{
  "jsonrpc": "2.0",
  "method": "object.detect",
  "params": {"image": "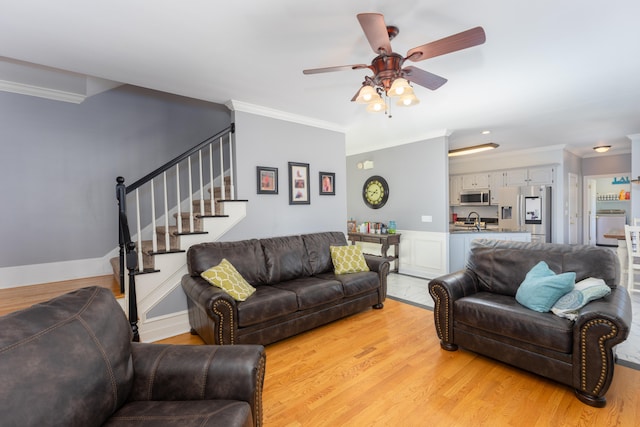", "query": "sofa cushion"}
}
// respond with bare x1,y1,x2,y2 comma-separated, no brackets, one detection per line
455,292,573,354
261,235,311,284
467,239,619,296
0,287,133,427
236,286,299,328
188,239,268,285
106,400,253,427
272,277,344,310
320,271,381,297
330,245,370,274
200,259,256,301
551,277,611,320
302,231,349,275
515,261,575,312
